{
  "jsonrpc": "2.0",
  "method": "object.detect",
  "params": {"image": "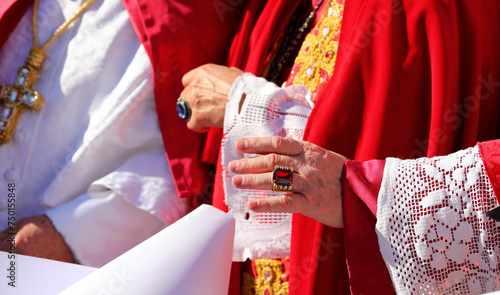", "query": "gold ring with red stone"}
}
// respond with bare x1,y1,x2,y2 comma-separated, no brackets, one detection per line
272,165,294,192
